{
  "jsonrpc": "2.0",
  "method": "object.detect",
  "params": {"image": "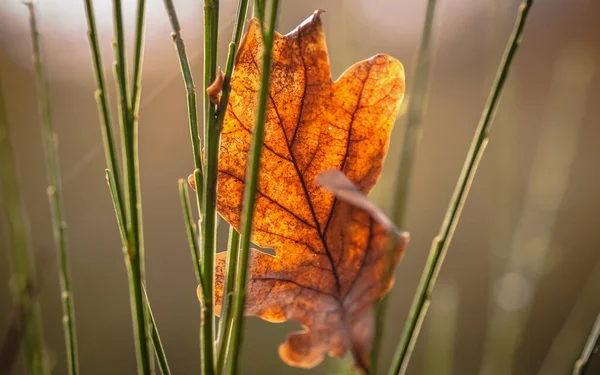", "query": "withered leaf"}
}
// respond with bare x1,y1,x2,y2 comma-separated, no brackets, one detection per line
193,10,407,372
